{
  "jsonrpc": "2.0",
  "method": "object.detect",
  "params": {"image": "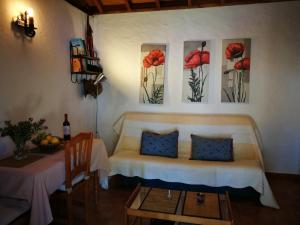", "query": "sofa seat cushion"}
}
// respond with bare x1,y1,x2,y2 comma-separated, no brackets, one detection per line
110,150,263,192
